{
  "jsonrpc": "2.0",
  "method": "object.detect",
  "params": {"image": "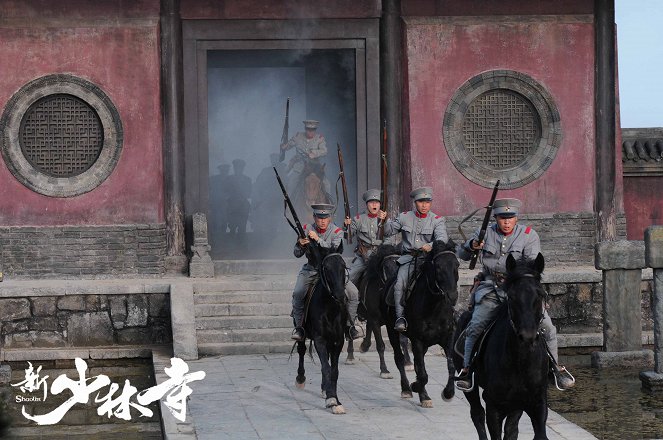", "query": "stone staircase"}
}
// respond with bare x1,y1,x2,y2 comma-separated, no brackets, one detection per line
194,261,301,356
